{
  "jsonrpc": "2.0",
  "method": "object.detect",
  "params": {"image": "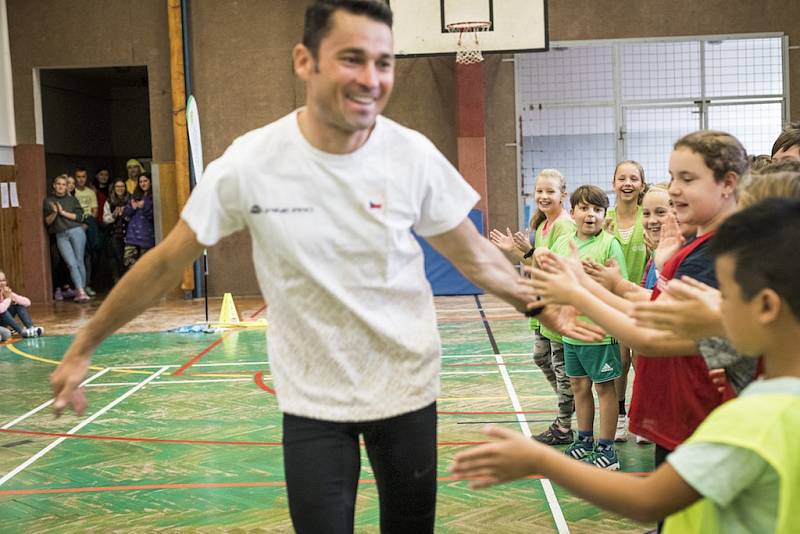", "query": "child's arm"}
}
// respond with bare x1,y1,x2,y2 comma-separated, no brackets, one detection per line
0,296,10,314
529,254,698,355
10,292,31,307
451,425,701,523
